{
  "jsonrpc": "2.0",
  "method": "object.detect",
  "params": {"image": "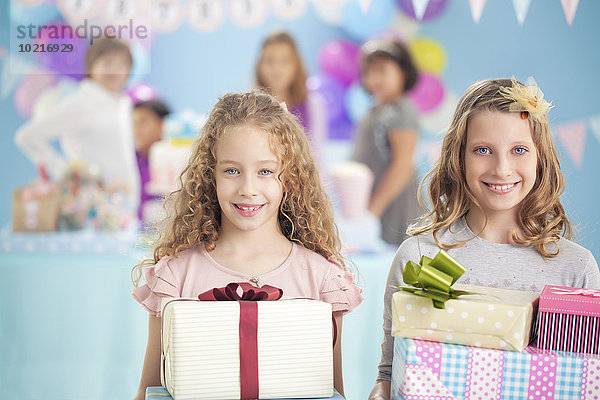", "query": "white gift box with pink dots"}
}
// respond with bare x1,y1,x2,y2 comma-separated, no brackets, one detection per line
391,337,600,400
